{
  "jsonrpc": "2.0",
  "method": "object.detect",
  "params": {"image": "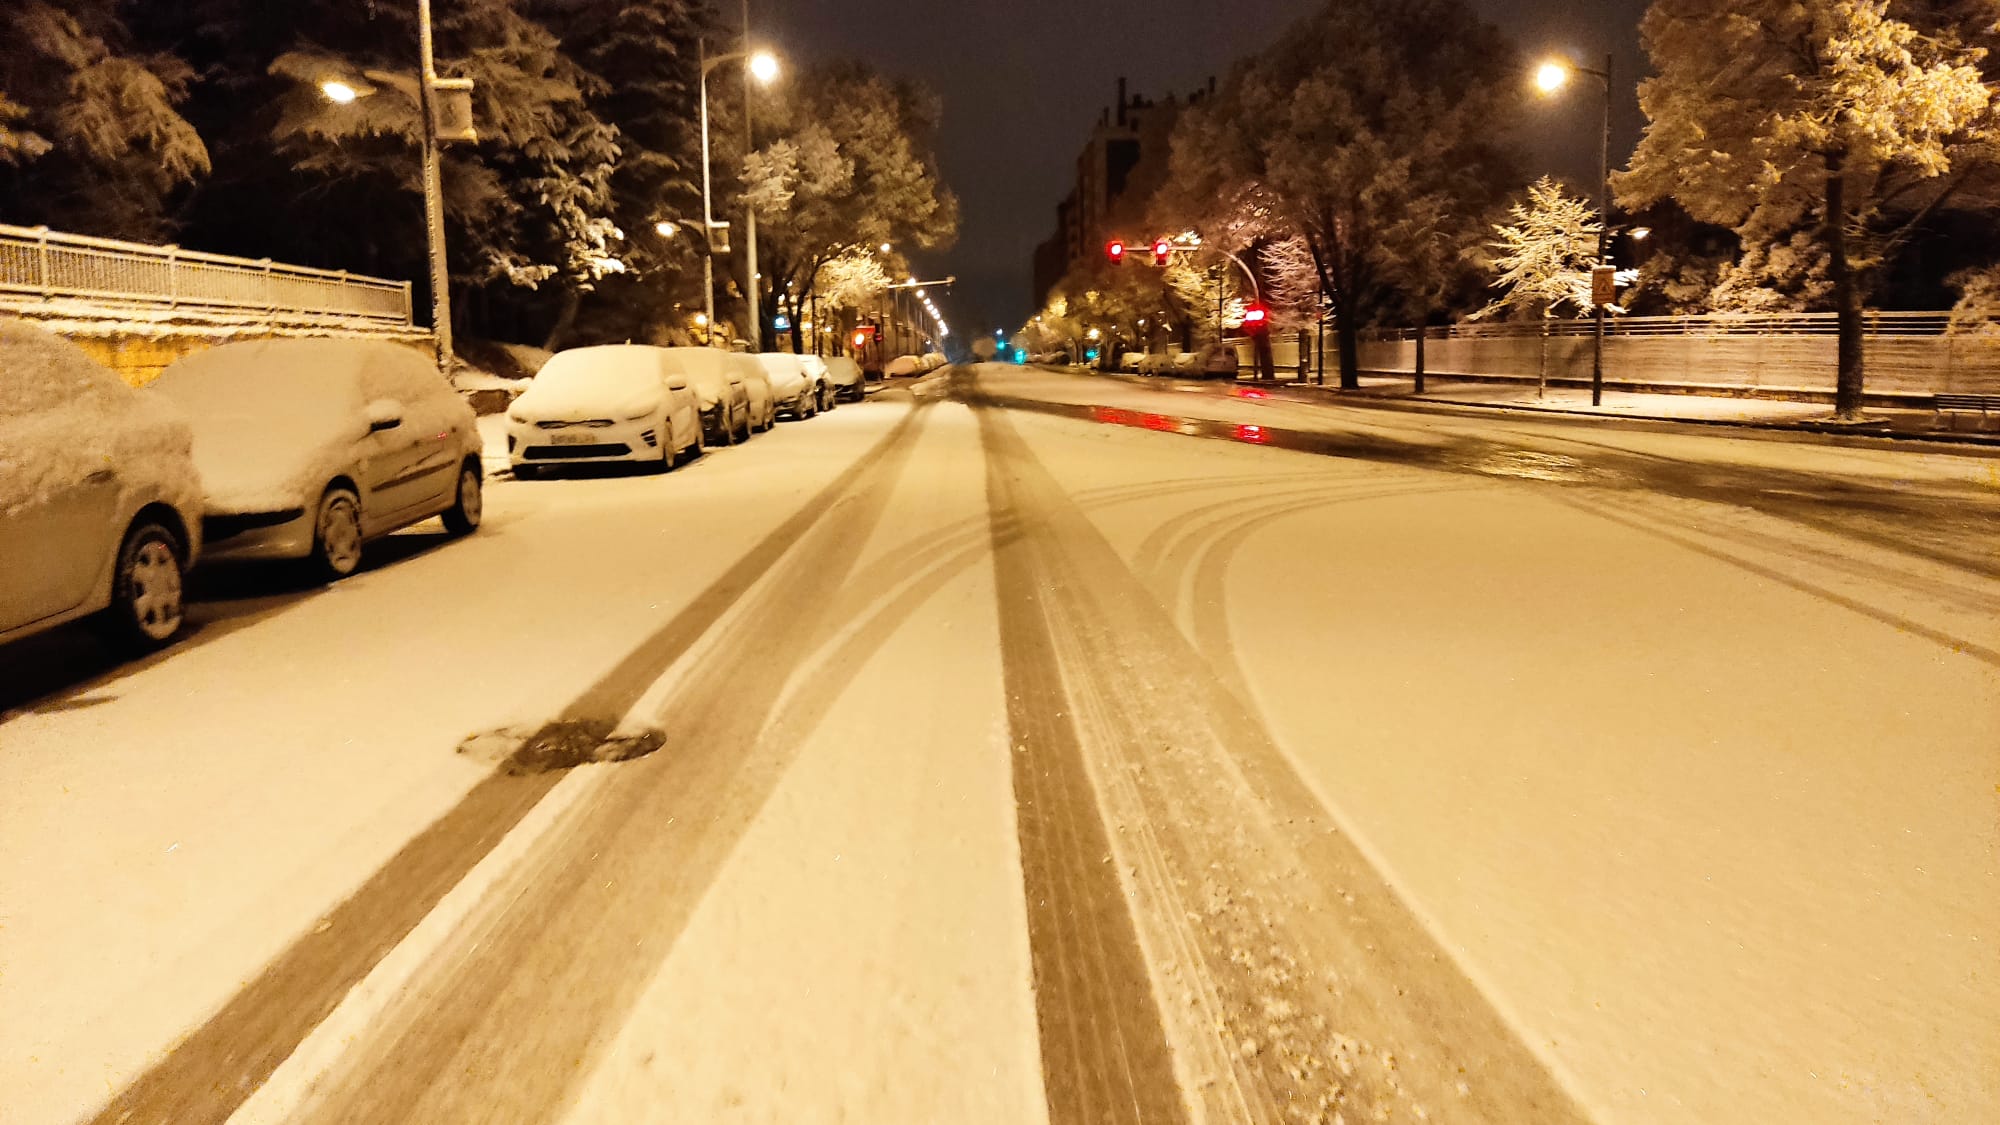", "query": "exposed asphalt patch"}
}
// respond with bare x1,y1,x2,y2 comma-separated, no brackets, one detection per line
458,722,668,774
